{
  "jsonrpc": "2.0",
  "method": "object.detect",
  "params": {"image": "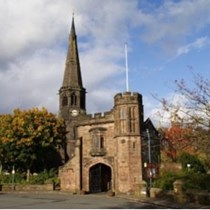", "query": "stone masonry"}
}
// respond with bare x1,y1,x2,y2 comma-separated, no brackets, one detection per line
58,16,160,195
